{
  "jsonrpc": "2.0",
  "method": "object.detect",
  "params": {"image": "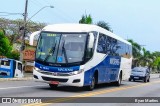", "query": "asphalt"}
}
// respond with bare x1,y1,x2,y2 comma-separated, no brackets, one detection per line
0,72,159,82
0,74,160,106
